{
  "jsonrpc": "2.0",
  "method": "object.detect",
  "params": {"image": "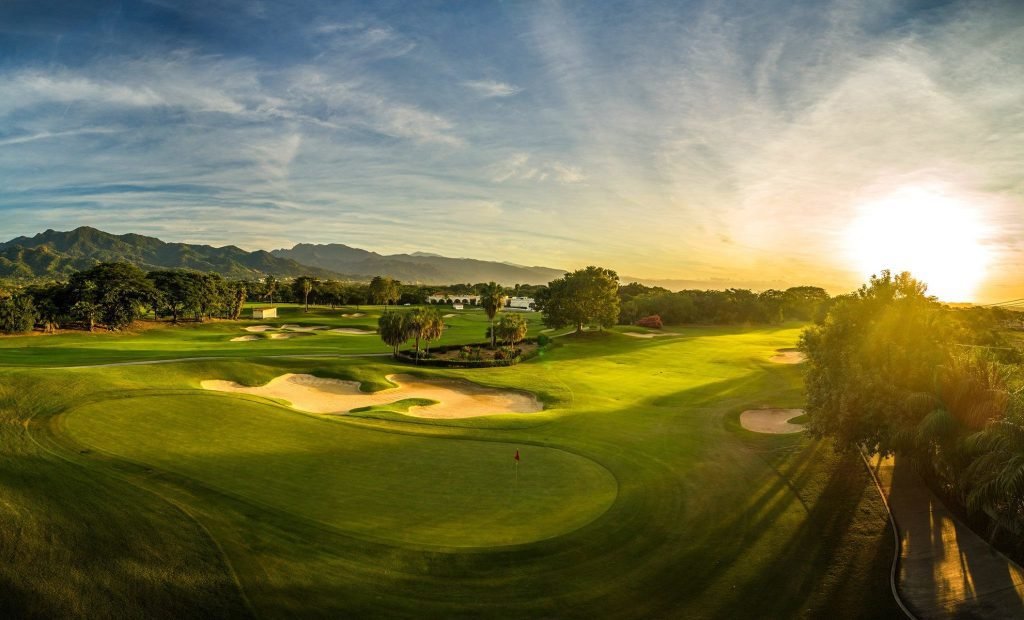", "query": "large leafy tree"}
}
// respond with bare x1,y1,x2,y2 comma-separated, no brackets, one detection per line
368,276,401,306
228,281,247,320
69,262,156,331
479,282,506,348
147,270,197,323
540,266,620,334
801,271,952,453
